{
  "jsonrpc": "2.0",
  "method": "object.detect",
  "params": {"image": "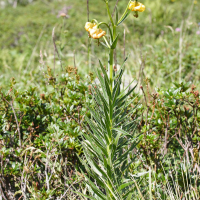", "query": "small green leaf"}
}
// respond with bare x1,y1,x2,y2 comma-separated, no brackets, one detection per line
117,10,131,26
117,181,134,191
111,34,119,49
